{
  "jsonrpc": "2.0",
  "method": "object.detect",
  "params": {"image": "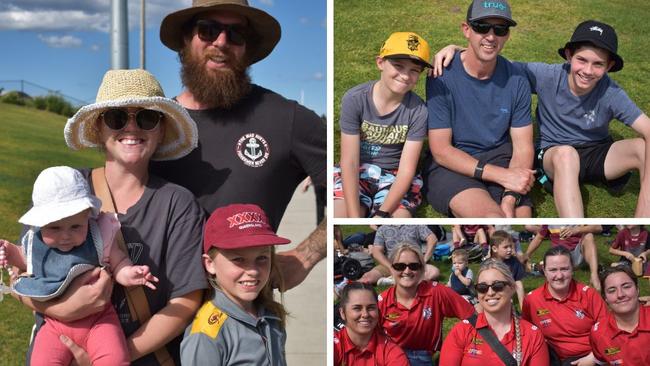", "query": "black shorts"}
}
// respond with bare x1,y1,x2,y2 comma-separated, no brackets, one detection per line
423,142,533,217
536,137,631,192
